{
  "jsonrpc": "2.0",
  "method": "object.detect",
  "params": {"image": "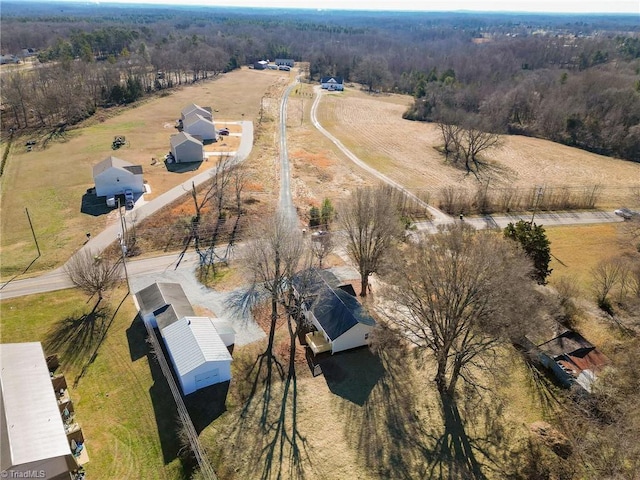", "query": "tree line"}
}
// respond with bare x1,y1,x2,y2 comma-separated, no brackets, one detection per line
1,3,639,160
